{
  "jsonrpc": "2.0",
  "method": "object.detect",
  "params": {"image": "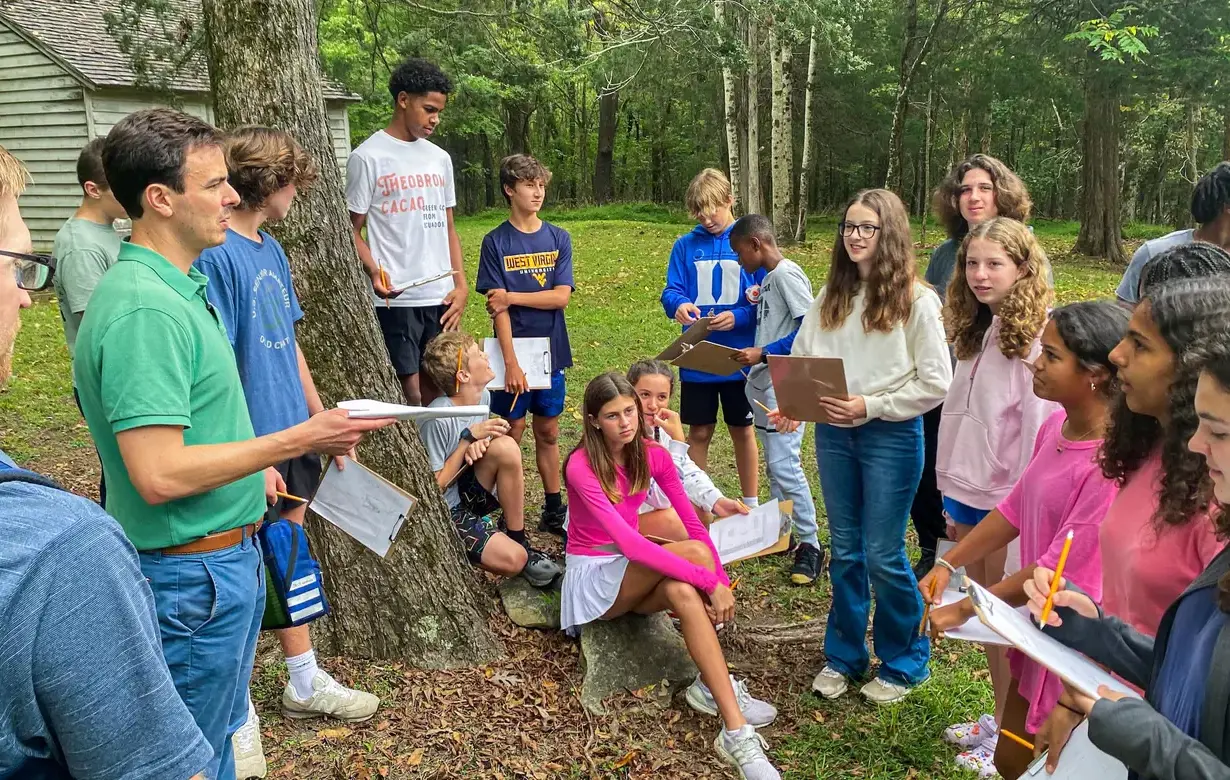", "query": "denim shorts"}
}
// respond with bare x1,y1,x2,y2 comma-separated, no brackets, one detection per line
490,369,566,420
